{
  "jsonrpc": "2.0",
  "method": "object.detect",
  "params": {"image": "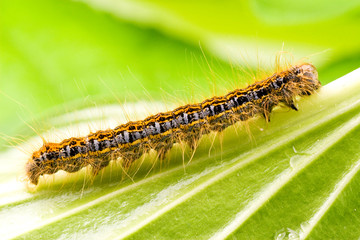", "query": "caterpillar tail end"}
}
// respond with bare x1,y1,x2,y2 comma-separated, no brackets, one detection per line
25,161,40,186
